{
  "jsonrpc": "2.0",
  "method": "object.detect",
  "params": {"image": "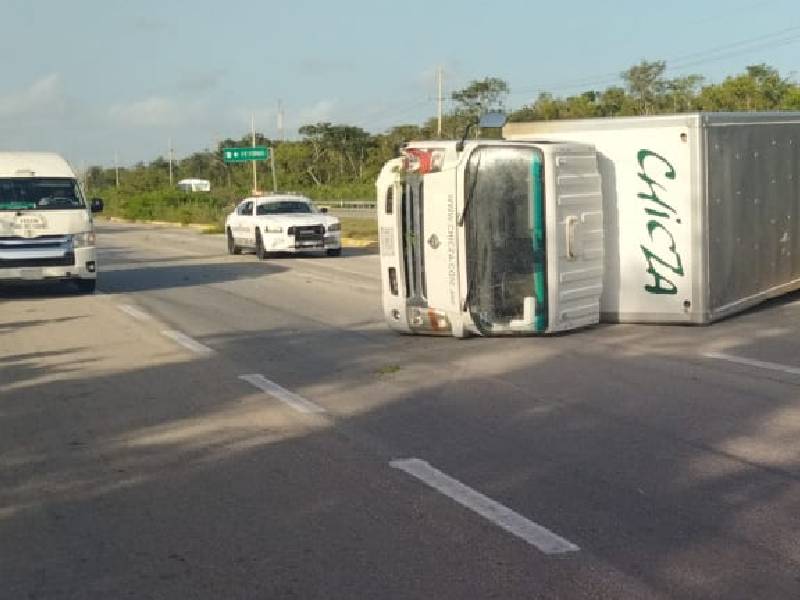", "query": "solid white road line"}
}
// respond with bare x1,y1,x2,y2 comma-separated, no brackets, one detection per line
118,304,152,322
239,374,326,414
390,458,580,555
161,330,215,355
703,351,800,376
